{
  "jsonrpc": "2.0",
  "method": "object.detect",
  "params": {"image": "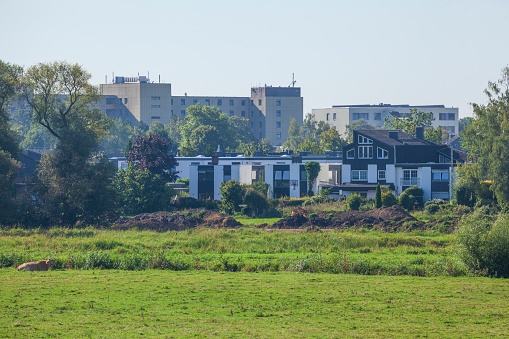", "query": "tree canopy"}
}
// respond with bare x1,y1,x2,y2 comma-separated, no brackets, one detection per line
461,66,509,205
